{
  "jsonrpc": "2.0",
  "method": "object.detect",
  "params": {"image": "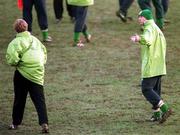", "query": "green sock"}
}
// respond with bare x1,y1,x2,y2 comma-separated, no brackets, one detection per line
156,18,164,29
74,32,80,43
153,111,161,118
160,103,169,113
42,30,49,39
82,31,89,37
